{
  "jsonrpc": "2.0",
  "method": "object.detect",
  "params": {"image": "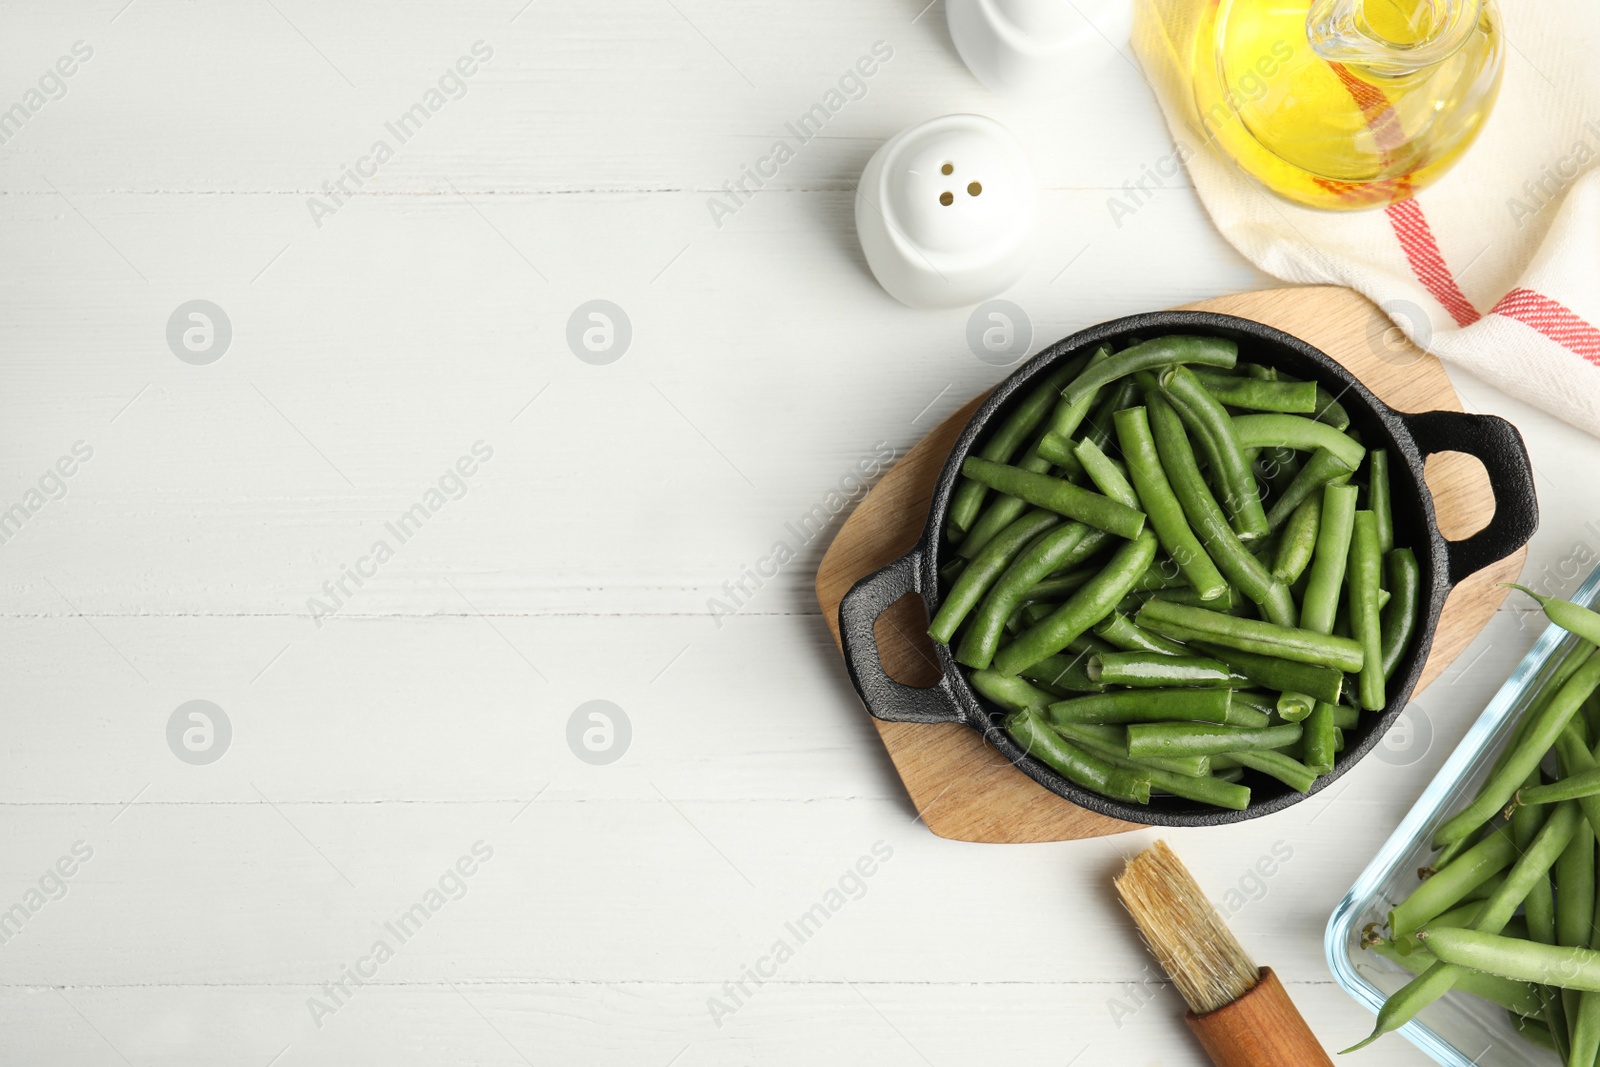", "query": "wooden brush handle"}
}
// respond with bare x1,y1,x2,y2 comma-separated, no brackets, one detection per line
1185,968,1333,1067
